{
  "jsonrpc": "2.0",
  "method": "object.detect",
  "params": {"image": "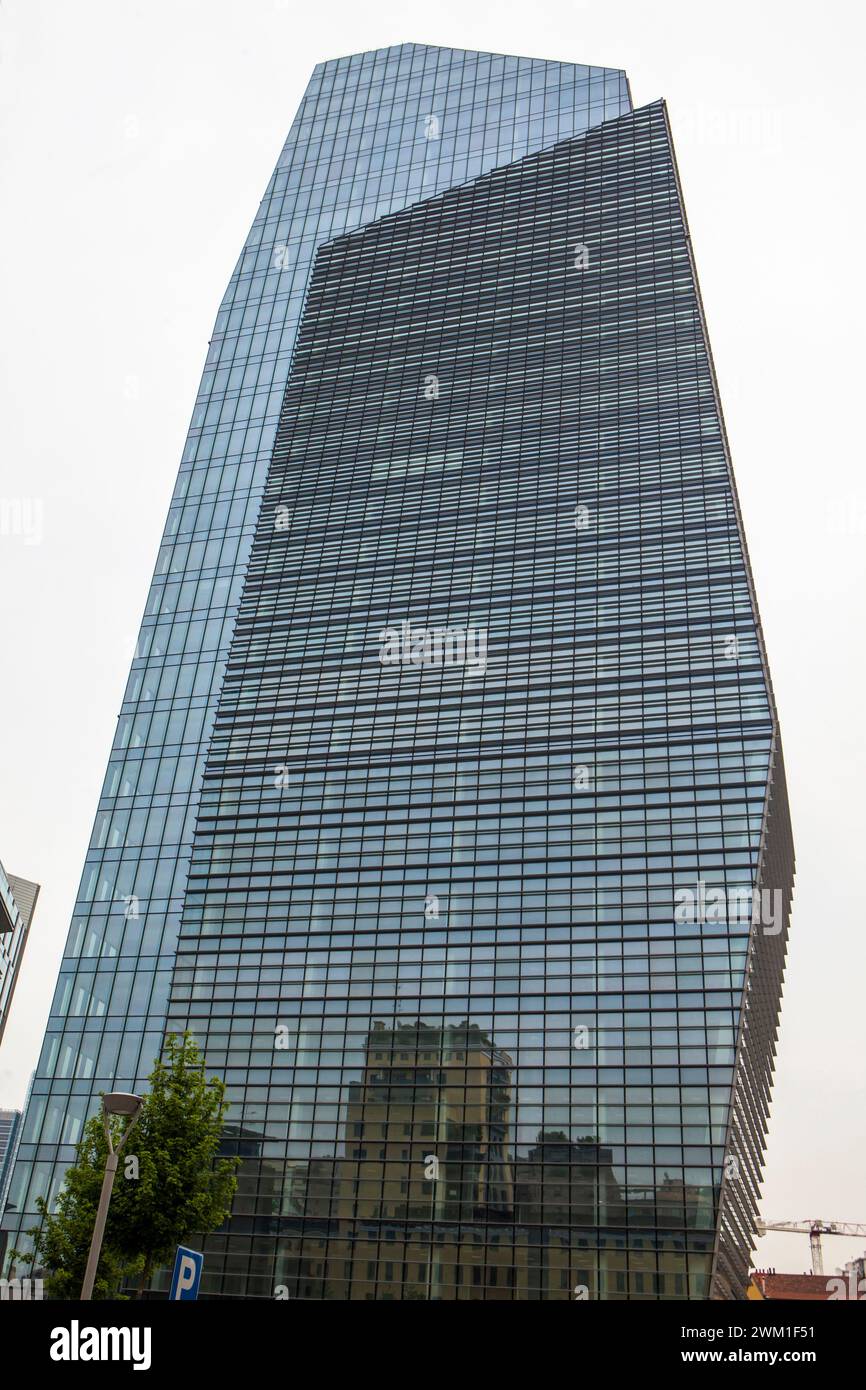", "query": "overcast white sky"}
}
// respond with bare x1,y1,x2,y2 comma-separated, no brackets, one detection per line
1,0,864,1278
